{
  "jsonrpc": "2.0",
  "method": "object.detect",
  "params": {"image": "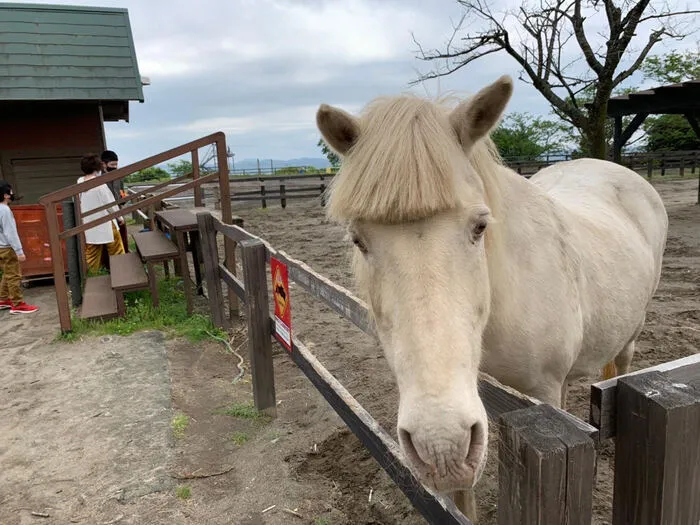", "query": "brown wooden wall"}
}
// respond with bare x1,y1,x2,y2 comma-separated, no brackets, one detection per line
0,101,106,204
